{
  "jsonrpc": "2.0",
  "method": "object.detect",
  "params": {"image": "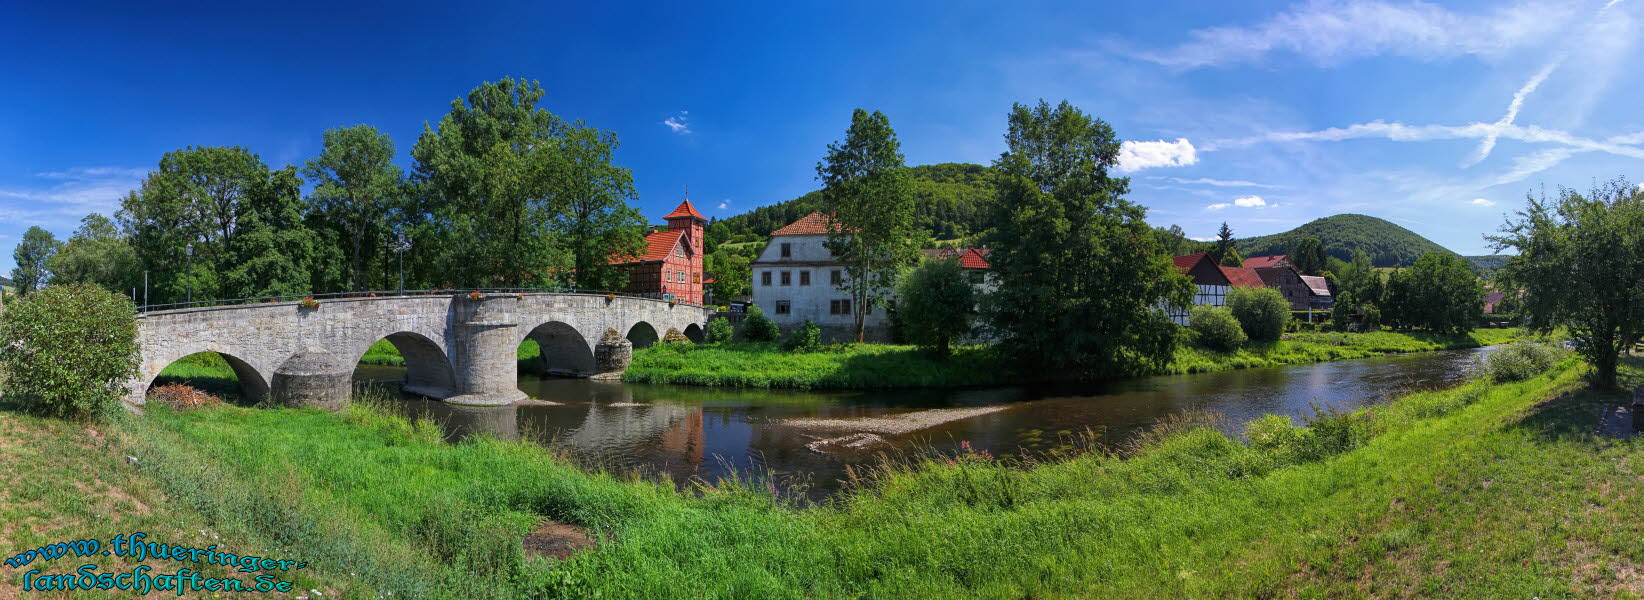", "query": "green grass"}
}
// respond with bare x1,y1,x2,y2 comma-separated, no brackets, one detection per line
8,349,1636,597
624,328,1525,389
